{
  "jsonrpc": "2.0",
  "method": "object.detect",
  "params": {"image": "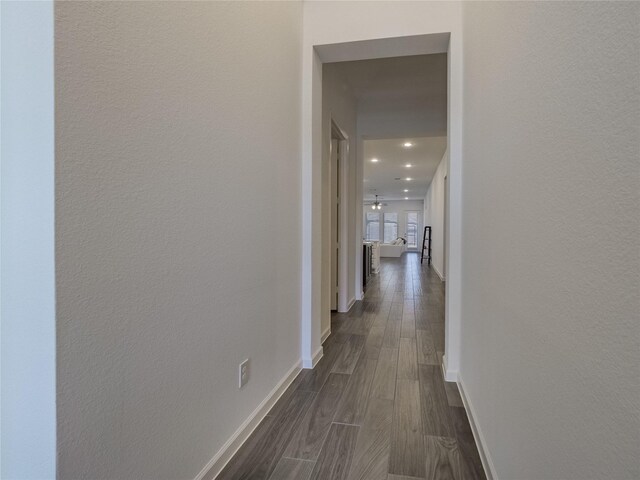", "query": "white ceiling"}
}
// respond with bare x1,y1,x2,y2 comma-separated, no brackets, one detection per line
327,53,448,201
329,53,447,137
363,137,446,201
